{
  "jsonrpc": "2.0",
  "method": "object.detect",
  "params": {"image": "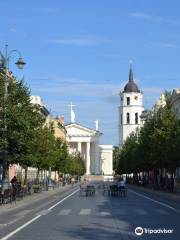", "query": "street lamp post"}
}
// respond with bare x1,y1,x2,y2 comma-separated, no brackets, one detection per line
0,44,26,190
